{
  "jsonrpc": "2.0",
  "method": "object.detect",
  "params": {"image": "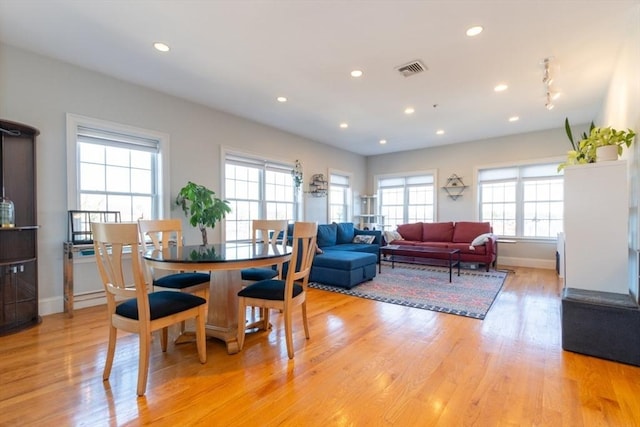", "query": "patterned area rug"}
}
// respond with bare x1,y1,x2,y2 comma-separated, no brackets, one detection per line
309,262,507,319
